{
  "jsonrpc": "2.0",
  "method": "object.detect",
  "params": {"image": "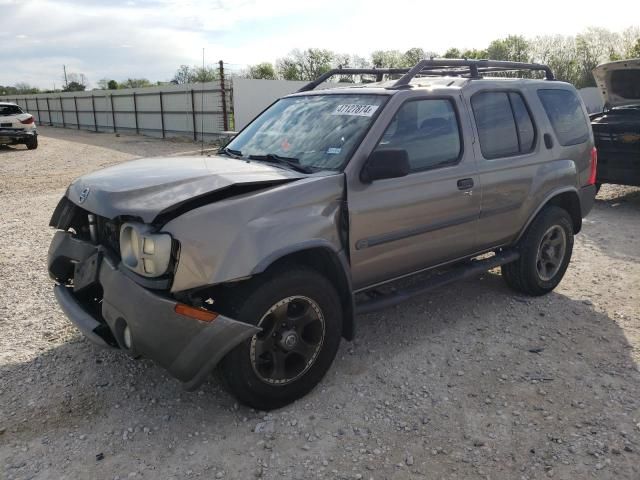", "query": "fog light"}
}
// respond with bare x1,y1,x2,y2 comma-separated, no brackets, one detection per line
143,237,155,255
143,258,155,274
123,325,132,349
